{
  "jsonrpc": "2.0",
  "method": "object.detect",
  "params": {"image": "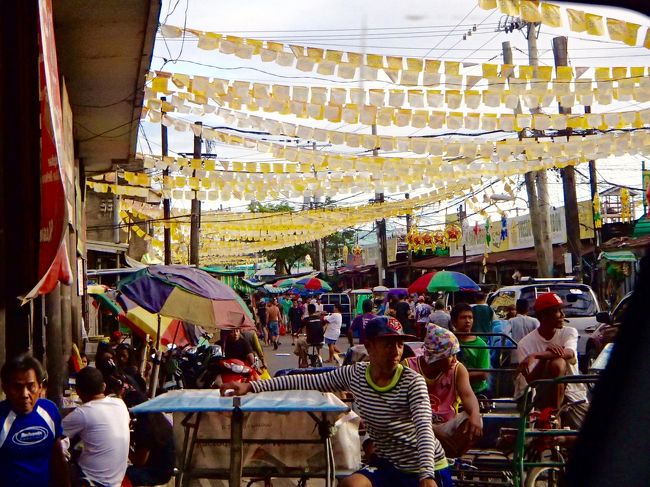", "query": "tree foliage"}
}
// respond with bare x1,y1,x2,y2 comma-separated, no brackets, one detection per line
248,201,311,274
248,200,356,274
